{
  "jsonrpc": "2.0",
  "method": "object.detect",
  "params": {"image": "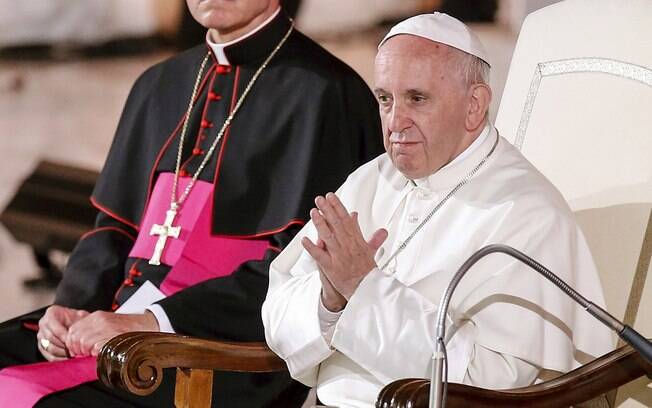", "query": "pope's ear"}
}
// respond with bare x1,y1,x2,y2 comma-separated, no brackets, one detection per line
465,83,491,131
